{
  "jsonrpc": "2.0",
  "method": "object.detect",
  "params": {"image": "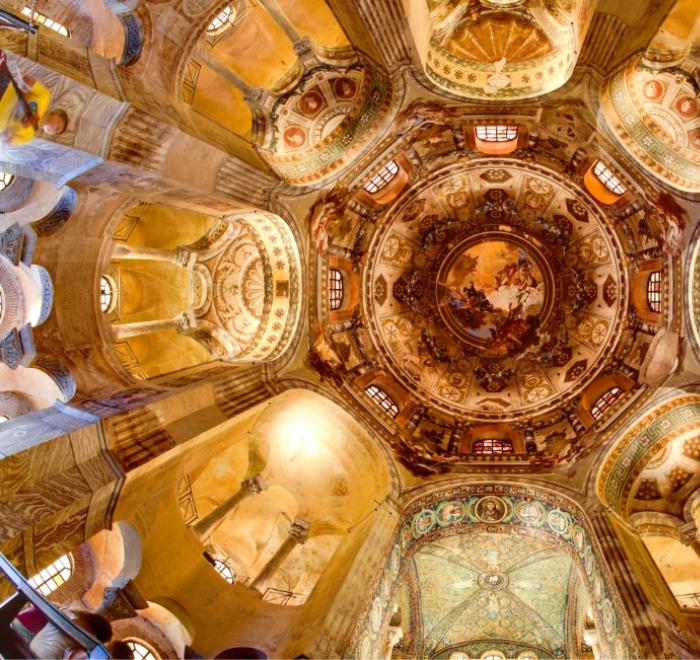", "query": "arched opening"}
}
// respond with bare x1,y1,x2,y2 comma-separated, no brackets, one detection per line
364,384,399,418
583,160,627,205
474,125,519,155
590,387,623,421
472,438,514,455
28,553,73,596
328,268,344,311
363,161,400,194
124,638,160,660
